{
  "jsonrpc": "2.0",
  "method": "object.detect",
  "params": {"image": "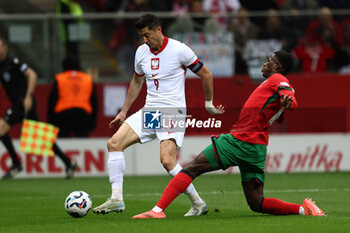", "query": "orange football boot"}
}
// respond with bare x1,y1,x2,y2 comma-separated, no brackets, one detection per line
303,198,326,216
